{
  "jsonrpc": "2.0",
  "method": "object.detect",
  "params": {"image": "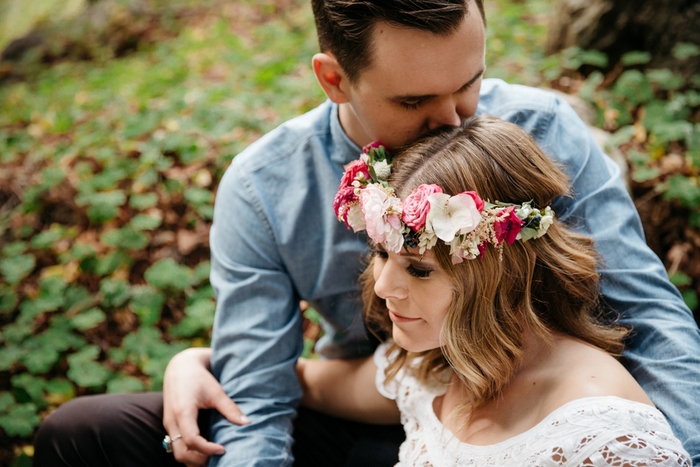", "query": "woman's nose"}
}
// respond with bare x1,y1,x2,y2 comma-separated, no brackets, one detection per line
373,257,408,301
